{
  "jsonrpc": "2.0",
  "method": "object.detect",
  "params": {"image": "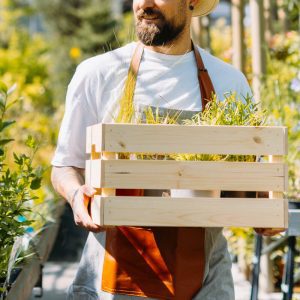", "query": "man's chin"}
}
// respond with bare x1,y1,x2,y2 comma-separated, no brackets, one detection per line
136,23,160,46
